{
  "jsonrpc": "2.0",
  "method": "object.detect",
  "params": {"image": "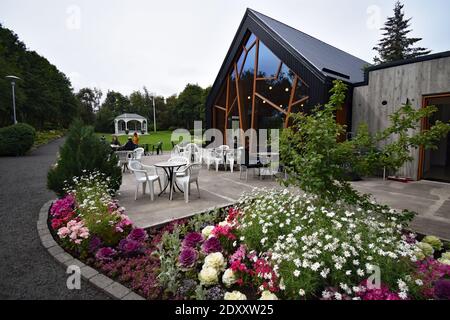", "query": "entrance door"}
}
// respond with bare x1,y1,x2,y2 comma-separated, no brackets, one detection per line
420,94,450,183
